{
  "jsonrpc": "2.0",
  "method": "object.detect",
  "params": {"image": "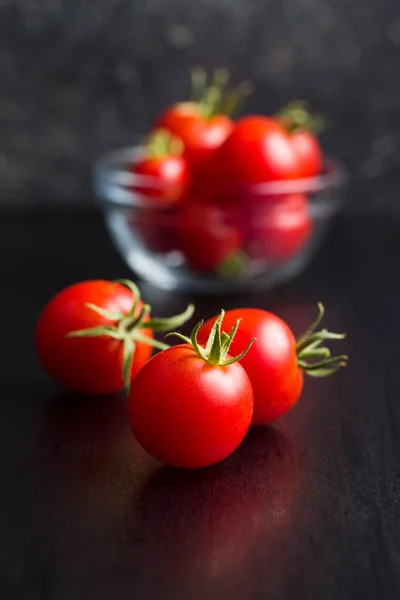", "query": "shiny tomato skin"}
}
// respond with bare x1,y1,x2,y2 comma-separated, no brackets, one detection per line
213,116,302,190
155,102,201,140
128,344,254,468
249,193,313,263
132,155,190,206
36,281,153,395
177,202,241,272
290,129,322,178
198,309,303,425
156,103,233,184
183,115,234,171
